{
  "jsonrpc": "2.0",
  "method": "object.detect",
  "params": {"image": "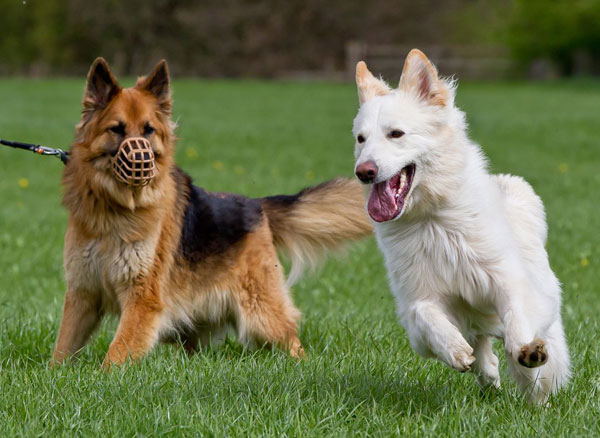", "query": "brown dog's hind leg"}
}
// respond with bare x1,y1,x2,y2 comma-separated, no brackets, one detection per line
236,275,304,359
103,295,163,368
181,331,200,355
233,222,304,358
238,300,304,359
52,290,102,366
